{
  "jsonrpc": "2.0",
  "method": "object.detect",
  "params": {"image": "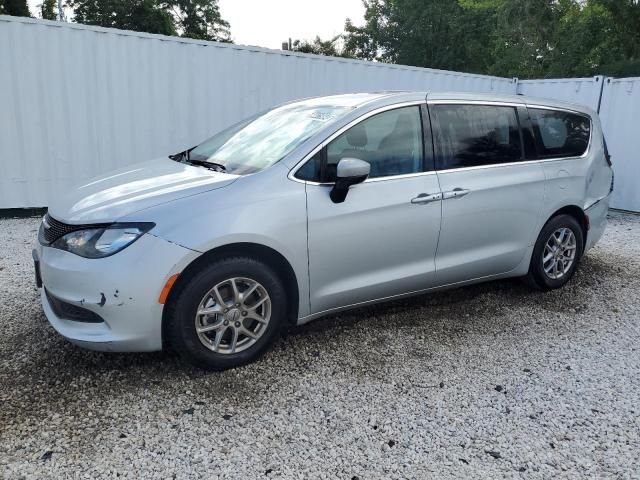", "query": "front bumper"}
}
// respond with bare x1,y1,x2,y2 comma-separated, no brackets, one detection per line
37,233,199,352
